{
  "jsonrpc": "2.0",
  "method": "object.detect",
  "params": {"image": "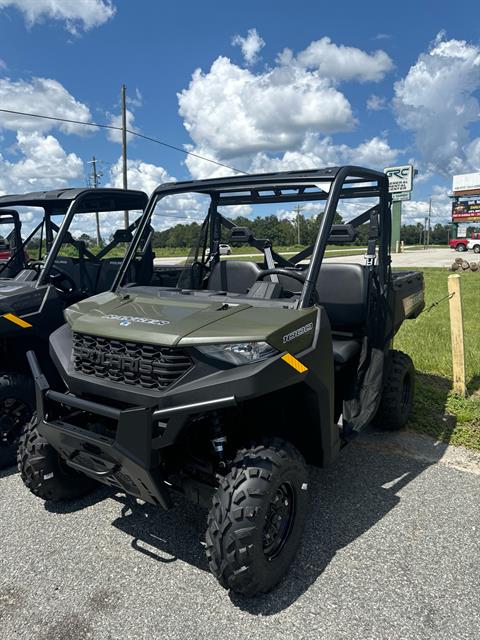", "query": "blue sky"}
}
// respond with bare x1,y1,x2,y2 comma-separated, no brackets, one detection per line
0,0,480,229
